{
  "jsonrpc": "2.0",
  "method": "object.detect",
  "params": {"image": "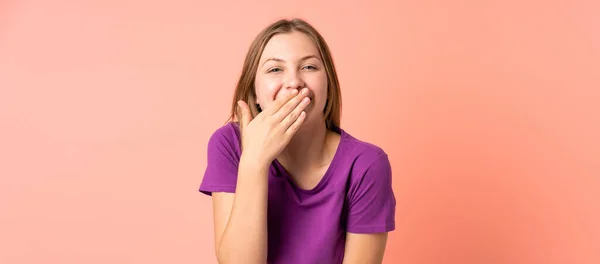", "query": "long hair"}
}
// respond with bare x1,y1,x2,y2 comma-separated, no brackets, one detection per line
228,18,342,130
